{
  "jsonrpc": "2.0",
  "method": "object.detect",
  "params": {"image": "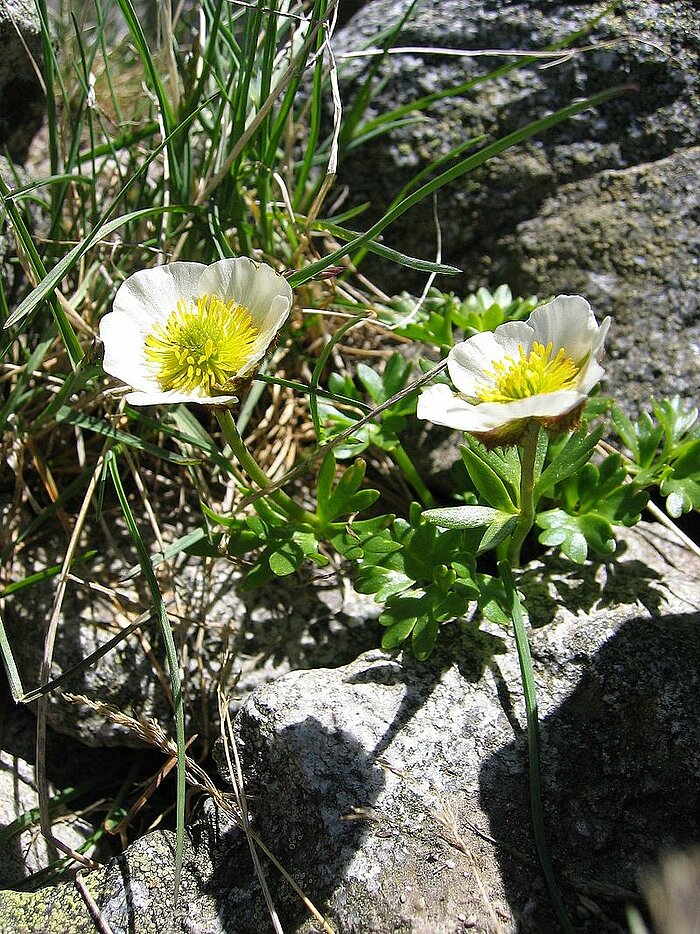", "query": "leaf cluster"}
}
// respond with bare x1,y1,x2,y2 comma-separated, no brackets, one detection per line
611,397,700,517
378,285,539,349
319,353,415,457
536,453,648,563
201,455,386,588
353,503,484,660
